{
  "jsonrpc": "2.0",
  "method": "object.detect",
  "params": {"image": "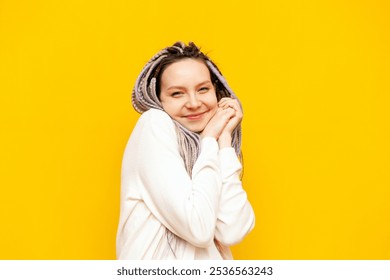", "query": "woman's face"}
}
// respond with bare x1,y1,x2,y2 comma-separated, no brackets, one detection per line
159,58,218,133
